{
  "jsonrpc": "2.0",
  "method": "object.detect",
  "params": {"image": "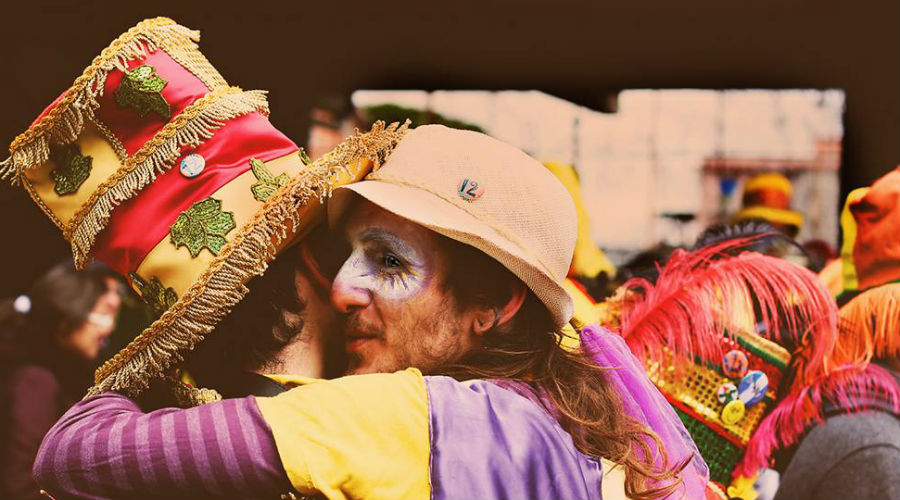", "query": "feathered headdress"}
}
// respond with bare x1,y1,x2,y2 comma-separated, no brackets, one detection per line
605,229,899,485
613,234,836,389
